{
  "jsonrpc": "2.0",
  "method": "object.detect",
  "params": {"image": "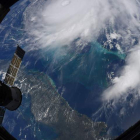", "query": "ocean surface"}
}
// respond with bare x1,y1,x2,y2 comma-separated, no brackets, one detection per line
23,41,126,119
